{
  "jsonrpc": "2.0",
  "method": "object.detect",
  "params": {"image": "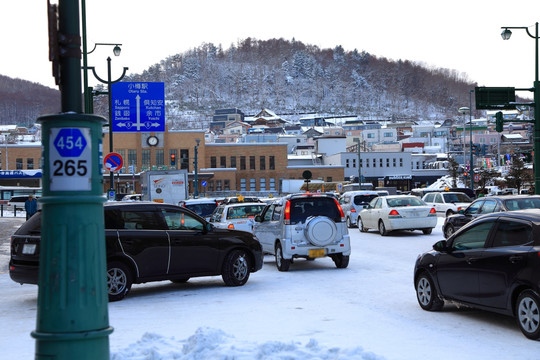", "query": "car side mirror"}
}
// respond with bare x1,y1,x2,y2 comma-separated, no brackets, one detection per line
458,209,465,214
433,240,449,252
254,214,262,222
205,223,213,232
